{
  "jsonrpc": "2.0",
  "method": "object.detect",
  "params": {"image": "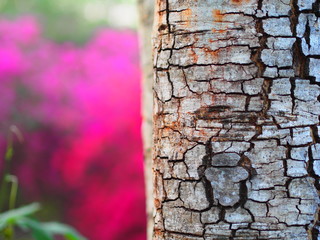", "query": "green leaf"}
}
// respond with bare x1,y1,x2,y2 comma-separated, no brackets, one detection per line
5,147,13,162
17,217,53,240
0,203,40,230
42,222,87,240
